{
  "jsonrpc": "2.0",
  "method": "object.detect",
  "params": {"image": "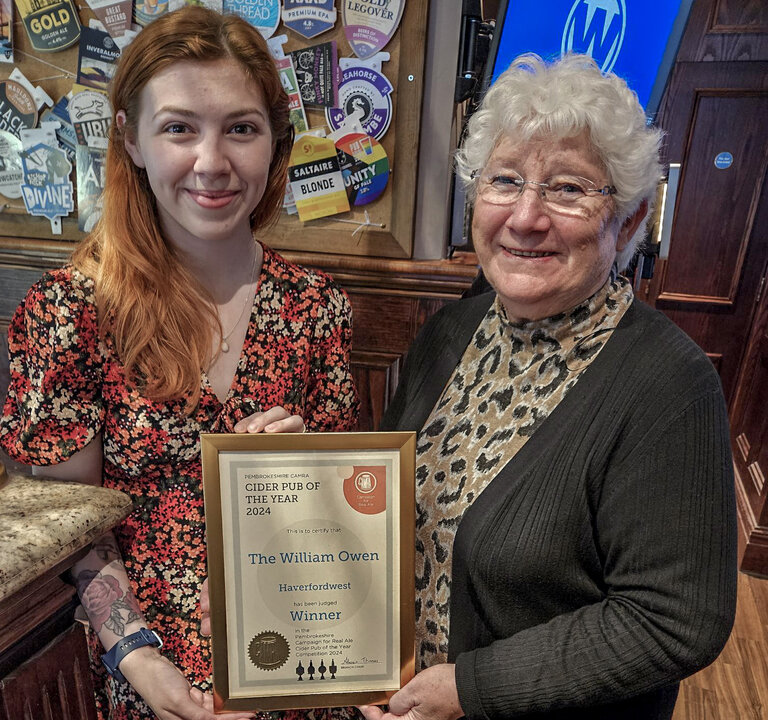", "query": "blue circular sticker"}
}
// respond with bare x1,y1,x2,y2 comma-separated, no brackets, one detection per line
714,152,733,170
